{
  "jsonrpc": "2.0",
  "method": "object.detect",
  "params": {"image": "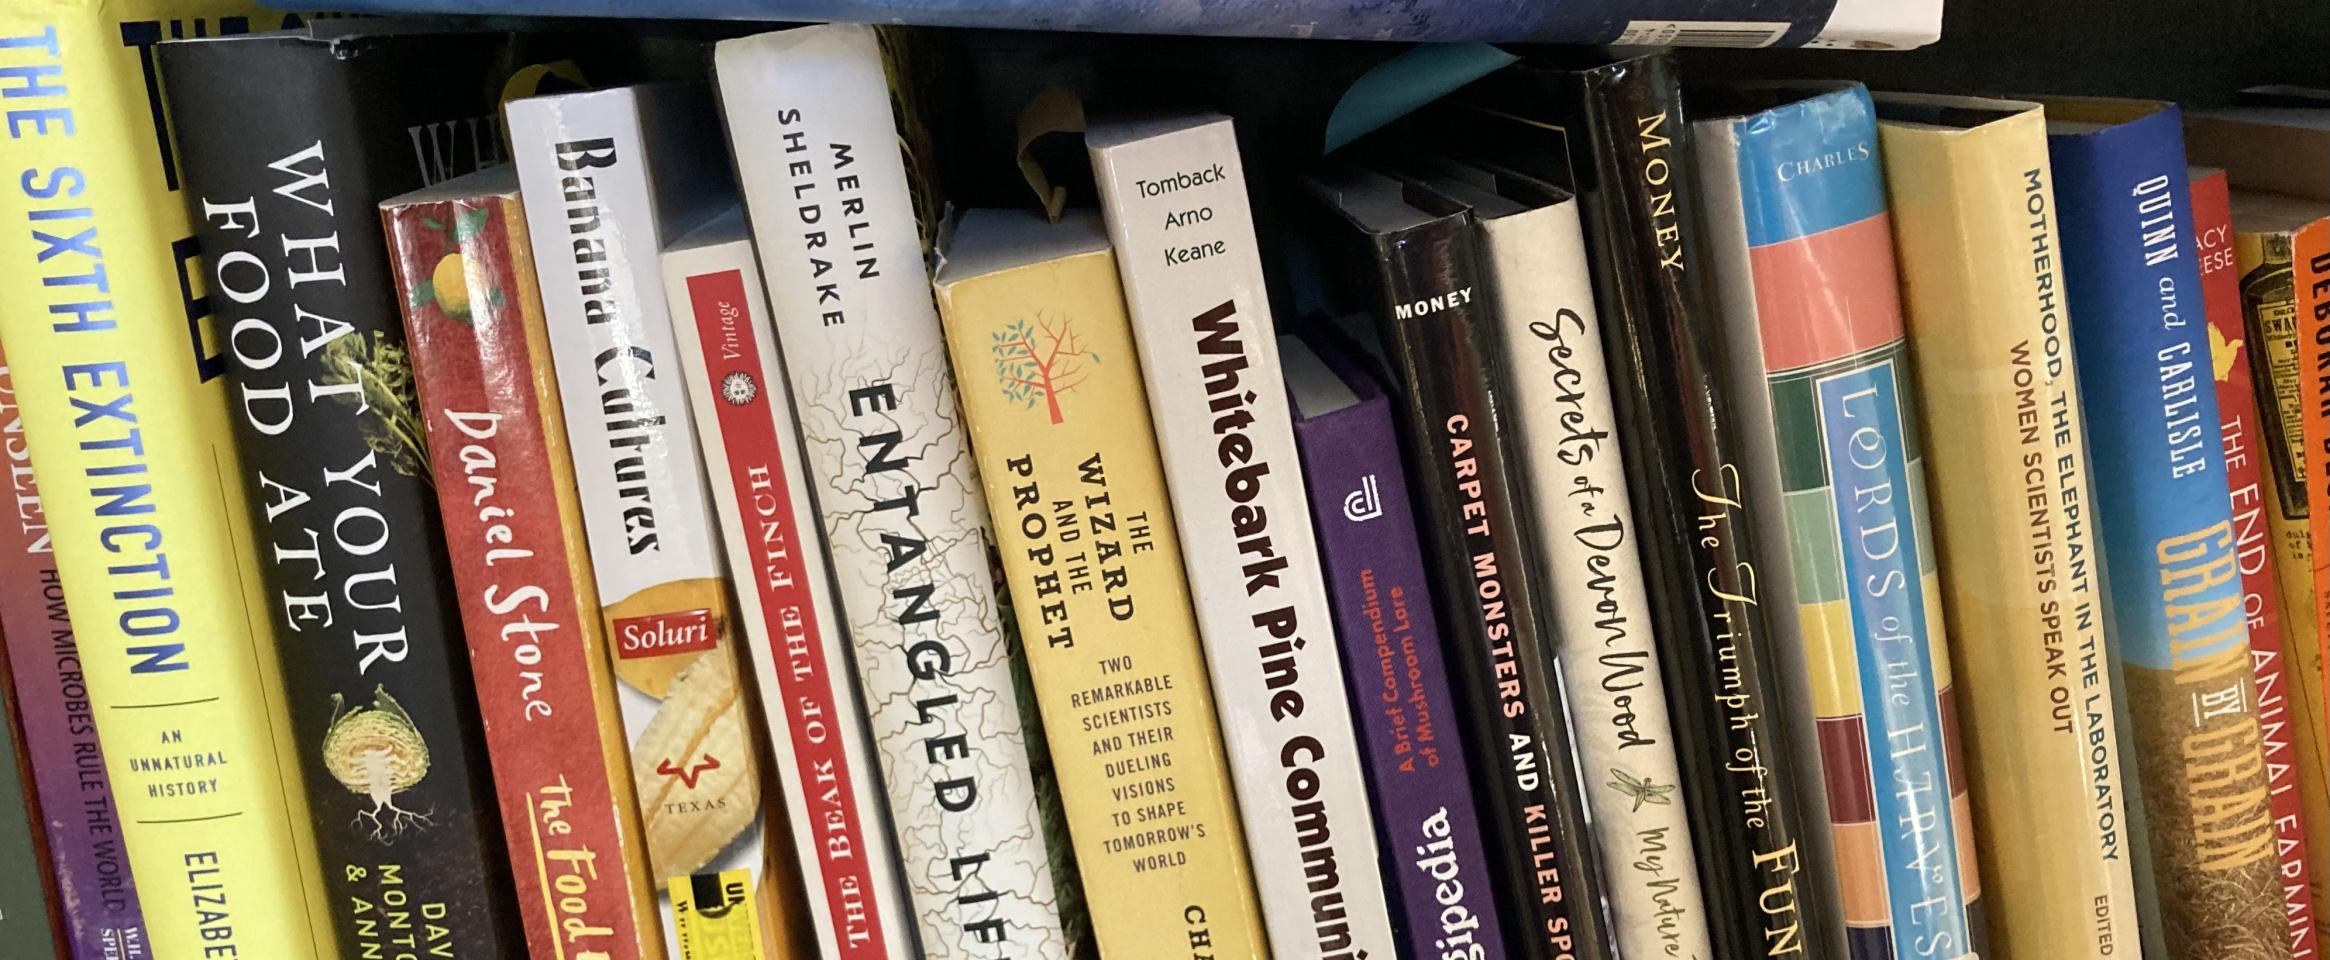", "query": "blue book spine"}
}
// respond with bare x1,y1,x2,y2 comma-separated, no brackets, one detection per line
1288,342,1505,960
2049,102,2286,959
305,0,1854,46
1715,85,1985,960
